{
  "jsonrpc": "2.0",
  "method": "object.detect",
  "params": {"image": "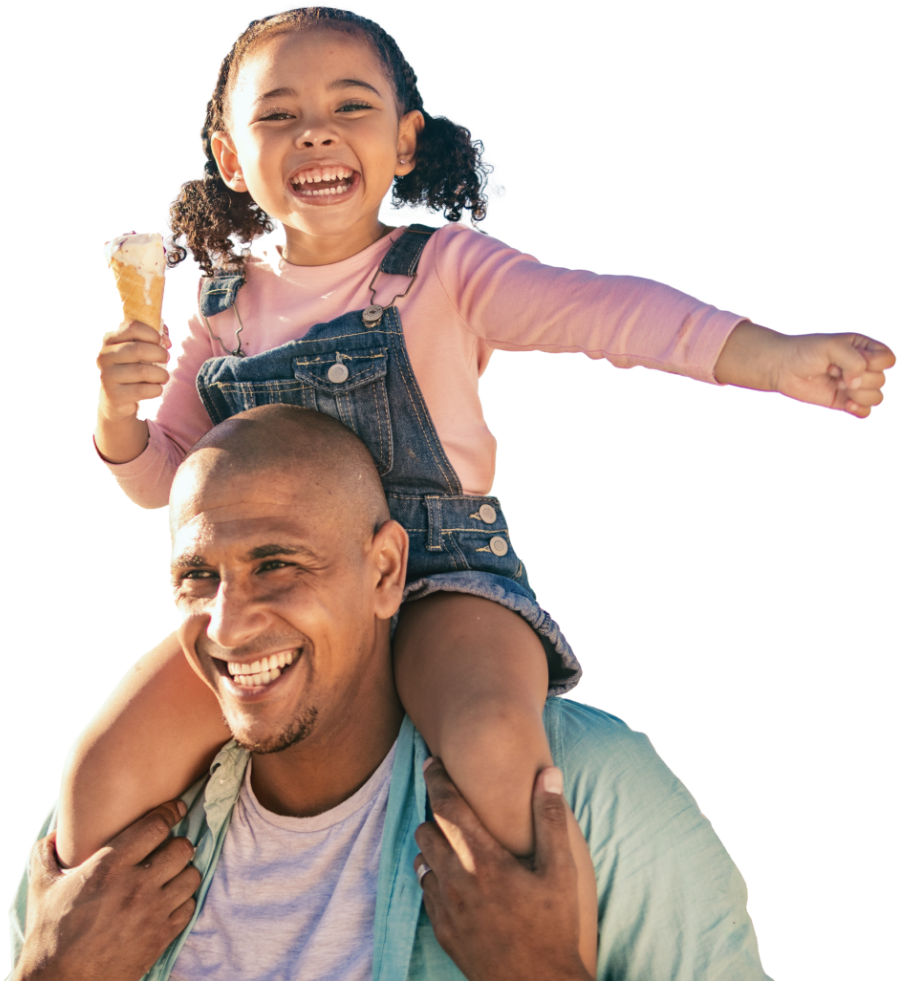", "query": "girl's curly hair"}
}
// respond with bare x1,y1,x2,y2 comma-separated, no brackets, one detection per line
169,8,491,274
